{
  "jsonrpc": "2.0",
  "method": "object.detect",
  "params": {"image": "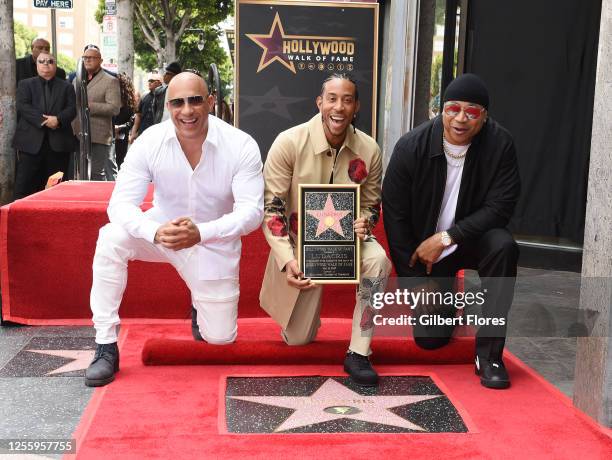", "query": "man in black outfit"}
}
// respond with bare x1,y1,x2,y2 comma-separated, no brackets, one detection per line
129,73,162,142
16,37,66,82
13,52,76,199
382,73,521,389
